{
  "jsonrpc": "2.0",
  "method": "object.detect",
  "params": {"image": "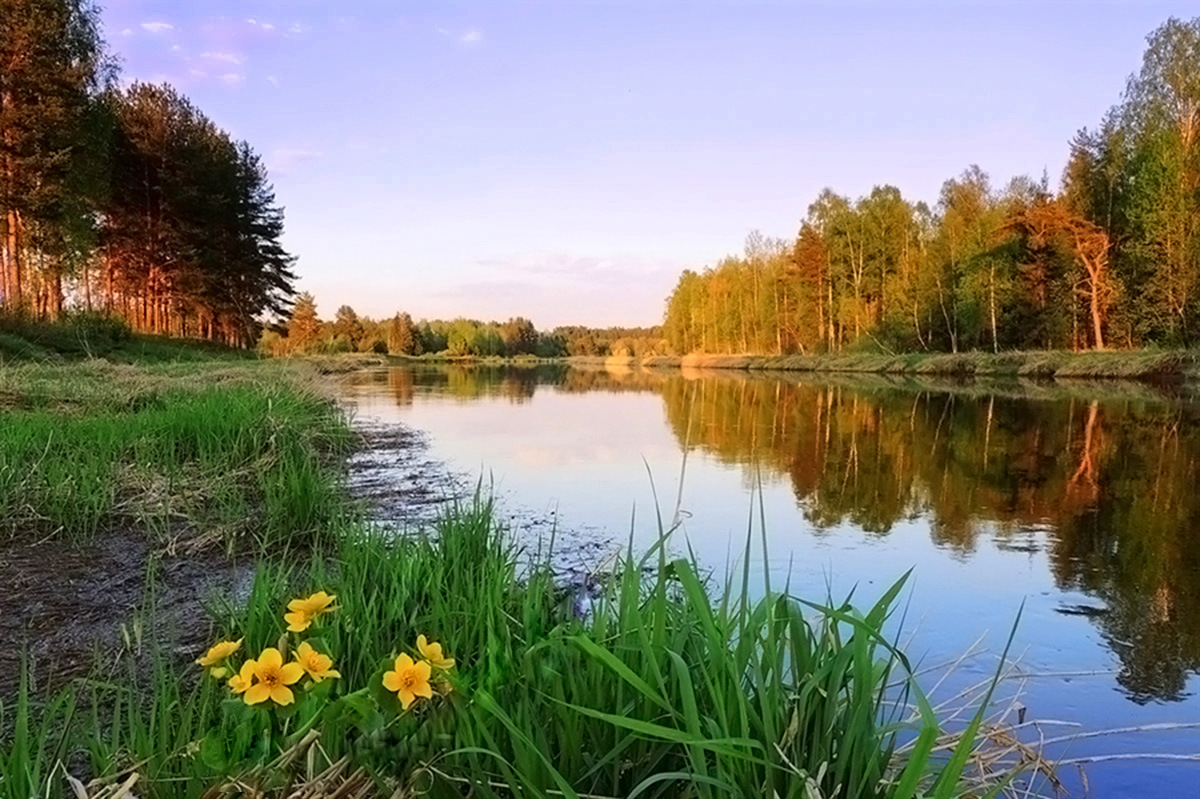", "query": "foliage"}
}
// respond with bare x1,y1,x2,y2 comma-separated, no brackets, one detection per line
0,4,295,348
1,499,1028,798
664,17,1200,356
0,0,109,318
